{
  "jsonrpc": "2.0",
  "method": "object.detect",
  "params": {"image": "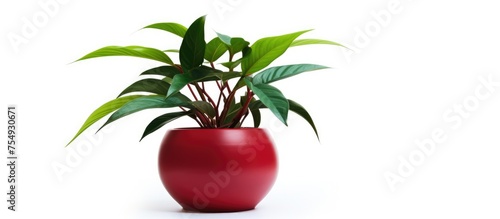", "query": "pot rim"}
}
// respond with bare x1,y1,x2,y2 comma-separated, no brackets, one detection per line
169,127,266,131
